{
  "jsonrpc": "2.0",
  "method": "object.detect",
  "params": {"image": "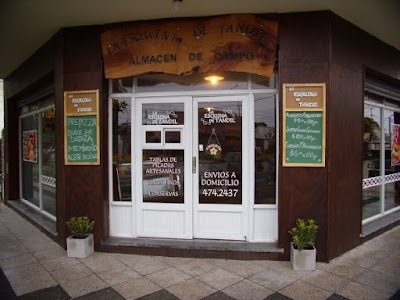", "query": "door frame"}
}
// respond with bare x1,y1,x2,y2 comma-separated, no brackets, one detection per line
135,96,193,239
19,104,56,221
193,96,250,240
